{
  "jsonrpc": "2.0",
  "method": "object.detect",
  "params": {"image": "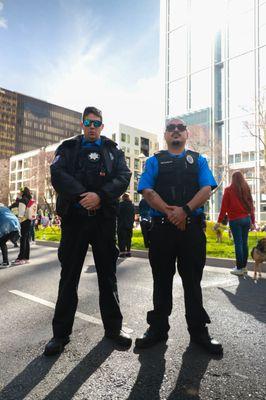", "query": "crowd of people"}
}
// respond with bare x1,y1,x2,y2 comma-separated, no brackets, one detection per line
0,105,264,358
